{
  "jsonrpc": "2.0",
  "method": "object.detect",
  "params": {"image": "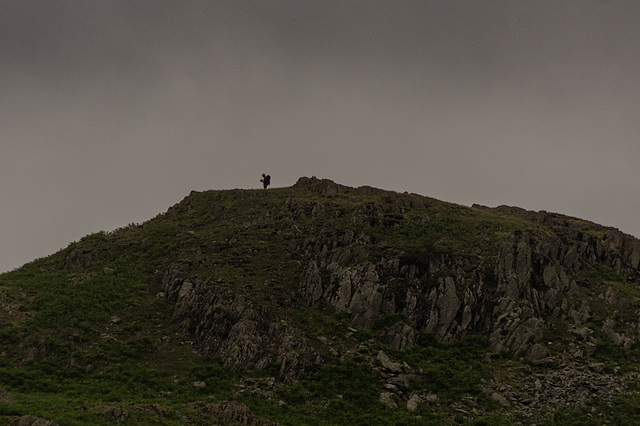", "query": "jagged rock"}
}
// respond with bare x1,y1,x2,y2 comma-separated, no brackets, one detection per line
569,301,591,324
425,393,439,402
163,269,322,381
198,400,277,425
427,277,461,341
294,176,348,196
388,374,414,389
129,404,169,417
379,392,397,408
601,319,633,348
11,416,59,426
291,195,640,363
543,264,562,288
63,248,92,269
380,322,416,350
301,261,323,304
407,393,421,411
96,405,129,422
570,327,593,340
377,350,403,373
527,343,548,361
490,311,545,356
483,354,628,419
603,287,618,305
491,392,510,407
